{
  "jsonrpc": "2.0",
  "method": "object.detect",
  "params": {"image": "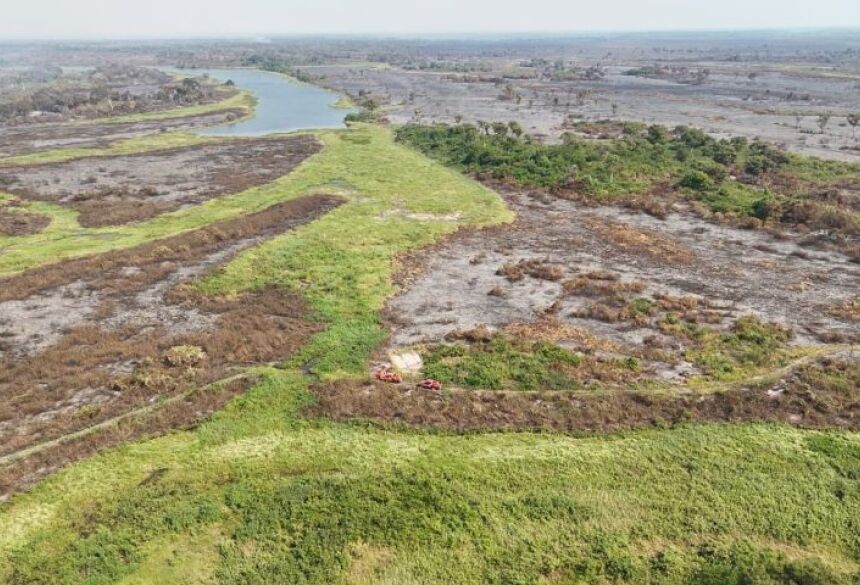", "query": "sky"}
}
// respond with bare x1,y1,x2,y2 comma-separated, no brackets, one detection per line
1,0,859,39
